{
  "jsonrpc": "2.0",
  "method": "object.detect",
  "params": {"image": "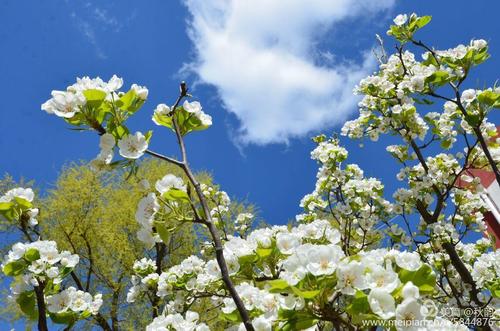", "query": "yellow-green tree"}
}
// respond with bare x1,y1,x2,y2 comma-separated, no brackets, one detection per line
0,157,259,330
